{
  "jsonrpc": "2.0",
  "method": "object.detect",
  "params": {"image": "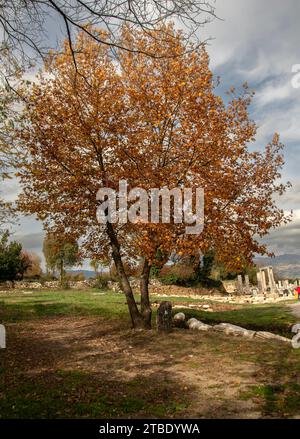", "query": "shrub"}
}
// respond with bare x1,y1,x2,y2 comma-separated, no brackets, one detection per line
94,273,110,289
159,264,196,286
39,273,58,284
65,272,85,281
110,261,140,280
